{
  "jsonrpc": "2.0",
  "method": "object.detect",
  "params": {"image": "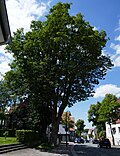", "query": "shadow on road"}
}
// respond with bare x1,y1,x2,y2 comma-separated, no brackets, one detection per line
36,142,73,156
